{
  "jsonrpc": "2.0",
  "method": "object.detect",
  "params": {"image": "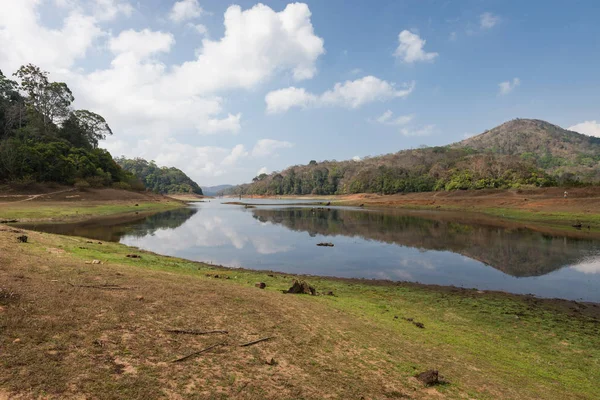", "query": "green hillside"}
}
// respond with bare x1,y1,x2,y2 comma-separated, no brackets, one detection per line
115,157,203,195
0,64,139,189
224,119,600,196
